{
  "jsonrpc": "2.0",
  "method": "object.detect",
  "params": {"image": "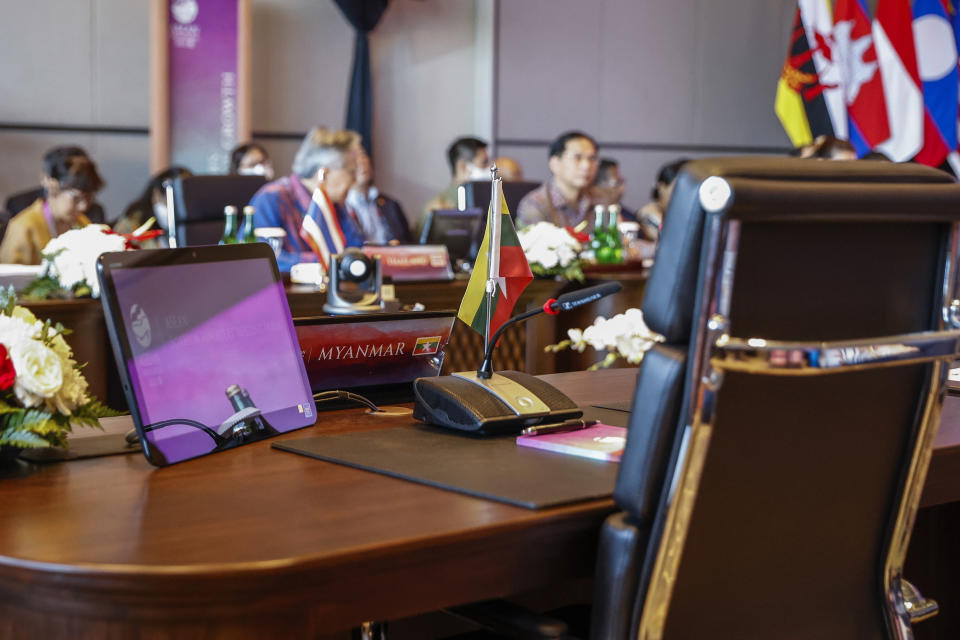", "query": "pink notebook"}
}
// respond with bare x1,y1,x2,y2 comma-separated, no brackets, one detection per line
516,424,627,462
